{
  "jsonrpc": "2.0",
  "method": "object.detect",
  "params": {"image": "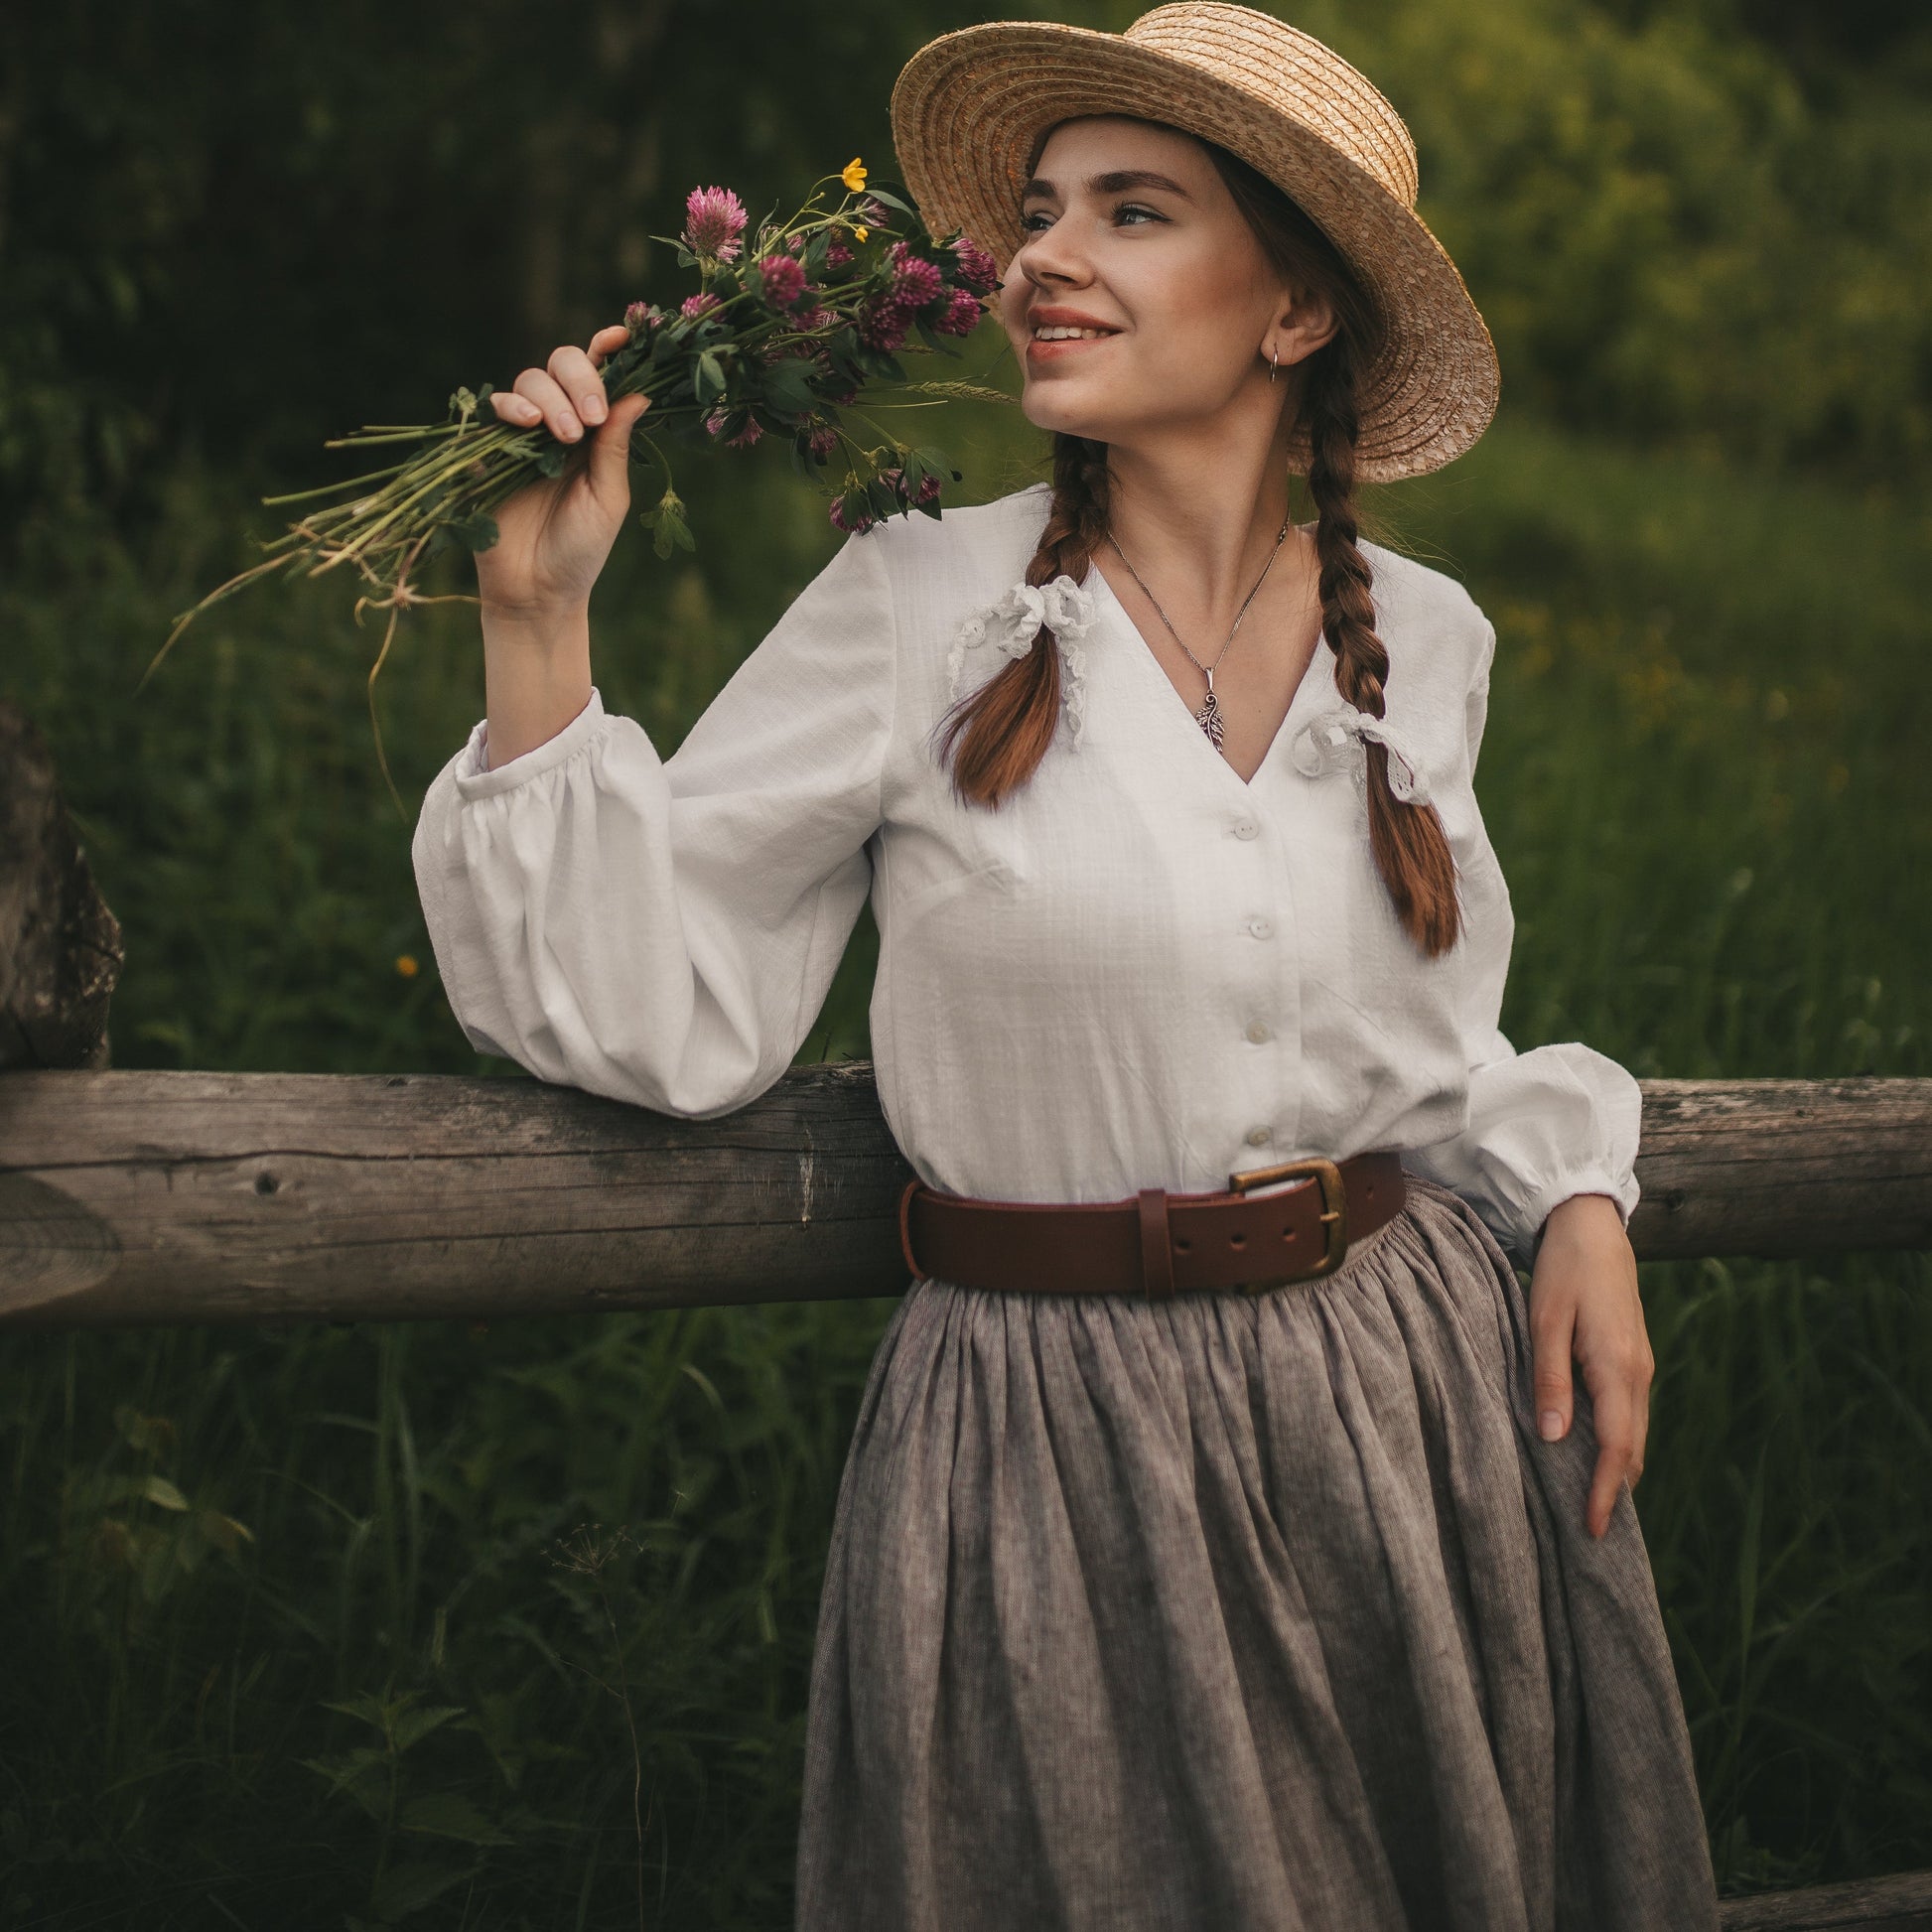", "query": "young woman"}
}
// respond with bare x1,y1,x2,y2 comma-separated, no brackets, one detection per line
413,4,1721,1924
